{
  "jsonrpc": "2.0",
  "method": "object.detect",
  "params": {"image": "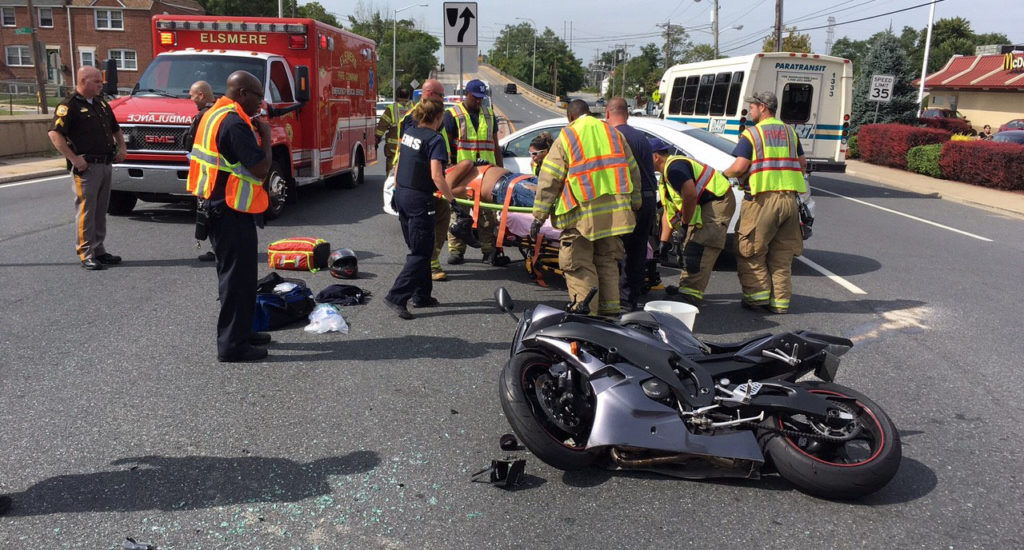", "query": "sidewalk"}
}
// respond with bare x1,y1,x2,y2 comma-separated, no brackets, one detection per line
0,155,66,184
844,160,1024,218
